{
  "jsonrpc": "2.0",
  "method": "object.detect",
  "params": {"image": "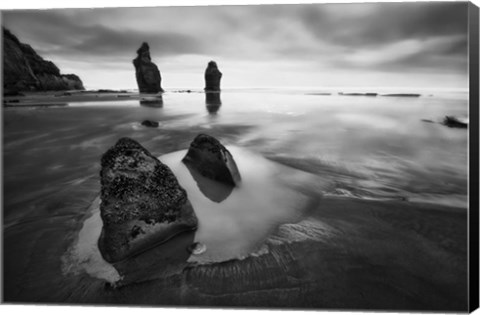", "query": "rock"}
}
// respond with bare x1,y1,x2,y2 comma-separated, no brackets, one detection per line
98,138,198,263
133,42,163,94
182,134,241,187
204,61,222,91
443,116,468,128
141,120,159,128
2,27,84,92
